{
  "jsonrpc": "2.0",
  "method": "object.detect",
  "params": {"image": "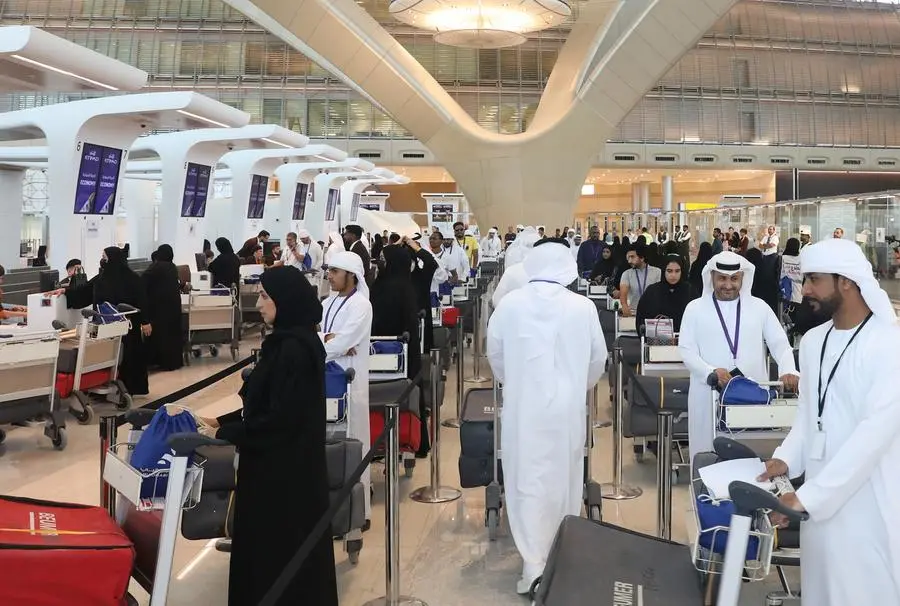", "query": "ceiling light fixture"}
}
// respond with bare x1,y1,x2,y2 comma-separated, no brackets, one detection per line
11,54,118,91
390,0,571,49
